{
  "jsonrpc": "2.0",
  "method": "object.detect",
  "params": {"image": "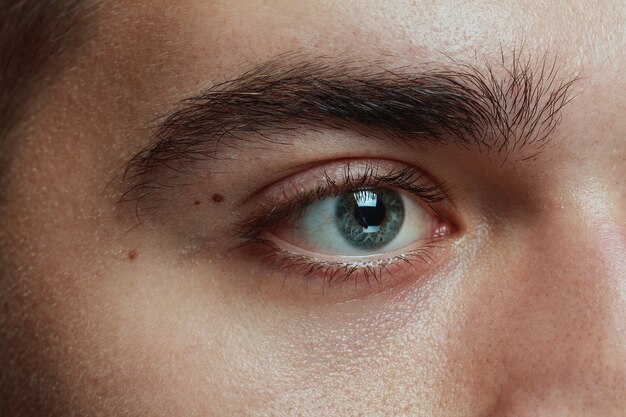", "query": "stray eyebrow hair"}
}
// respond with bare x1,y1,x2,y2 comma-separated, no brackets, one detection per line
125,52,578,182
